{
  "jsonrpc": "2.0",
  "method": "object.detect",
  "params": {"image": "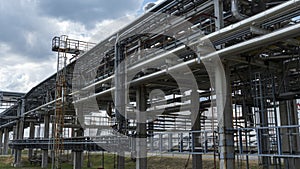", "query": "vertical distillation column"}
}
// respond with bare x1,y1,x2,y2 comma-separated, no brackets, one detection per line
53,35,67,169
